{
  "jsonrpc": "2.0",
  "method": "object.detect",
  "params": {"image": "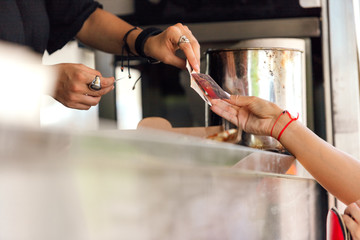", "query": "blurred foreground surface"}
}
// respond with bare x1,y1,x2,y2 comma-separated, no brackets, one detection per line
0,125,322,240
